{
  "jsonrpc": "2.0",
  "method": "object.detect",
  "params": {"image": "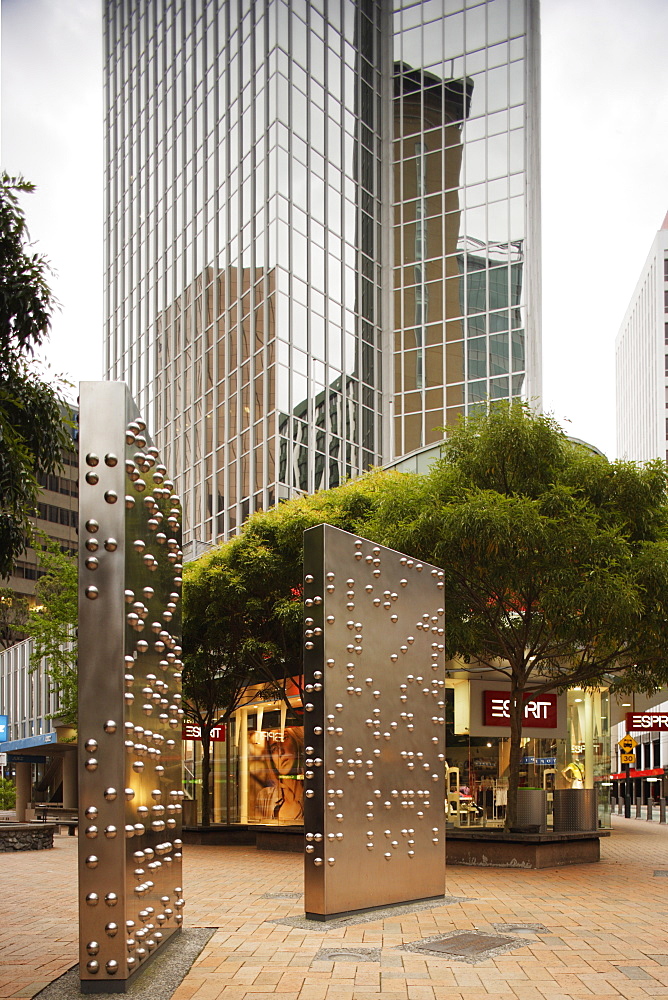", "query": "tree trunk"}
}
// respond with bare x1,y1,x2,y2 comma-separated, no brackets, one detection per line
201,732,212,828
505,677,525,831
